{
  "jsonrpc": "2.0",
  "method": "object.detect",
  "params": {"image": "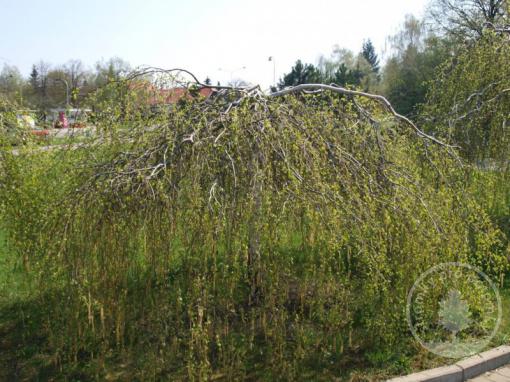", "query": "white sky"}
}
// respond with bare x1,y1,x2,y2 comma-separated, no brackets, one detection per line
0,0,429,89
